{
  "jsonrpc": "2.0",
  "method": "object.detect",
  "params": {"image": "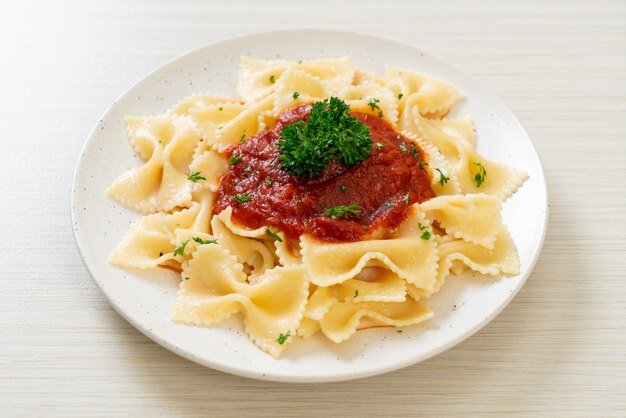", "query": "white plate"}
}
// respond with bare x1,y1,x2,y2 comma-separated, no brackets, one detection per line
72,29,548,382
